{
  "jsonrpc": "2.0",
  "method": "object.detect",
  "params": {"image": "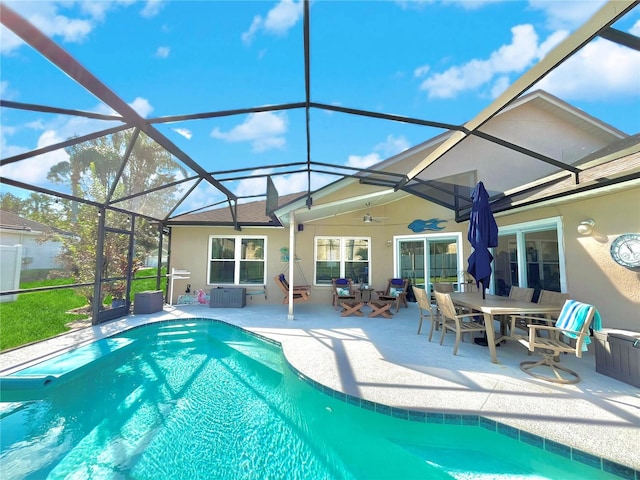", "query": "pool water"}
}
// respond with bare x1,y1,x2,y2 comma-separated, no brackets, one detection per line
0,320,620,479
